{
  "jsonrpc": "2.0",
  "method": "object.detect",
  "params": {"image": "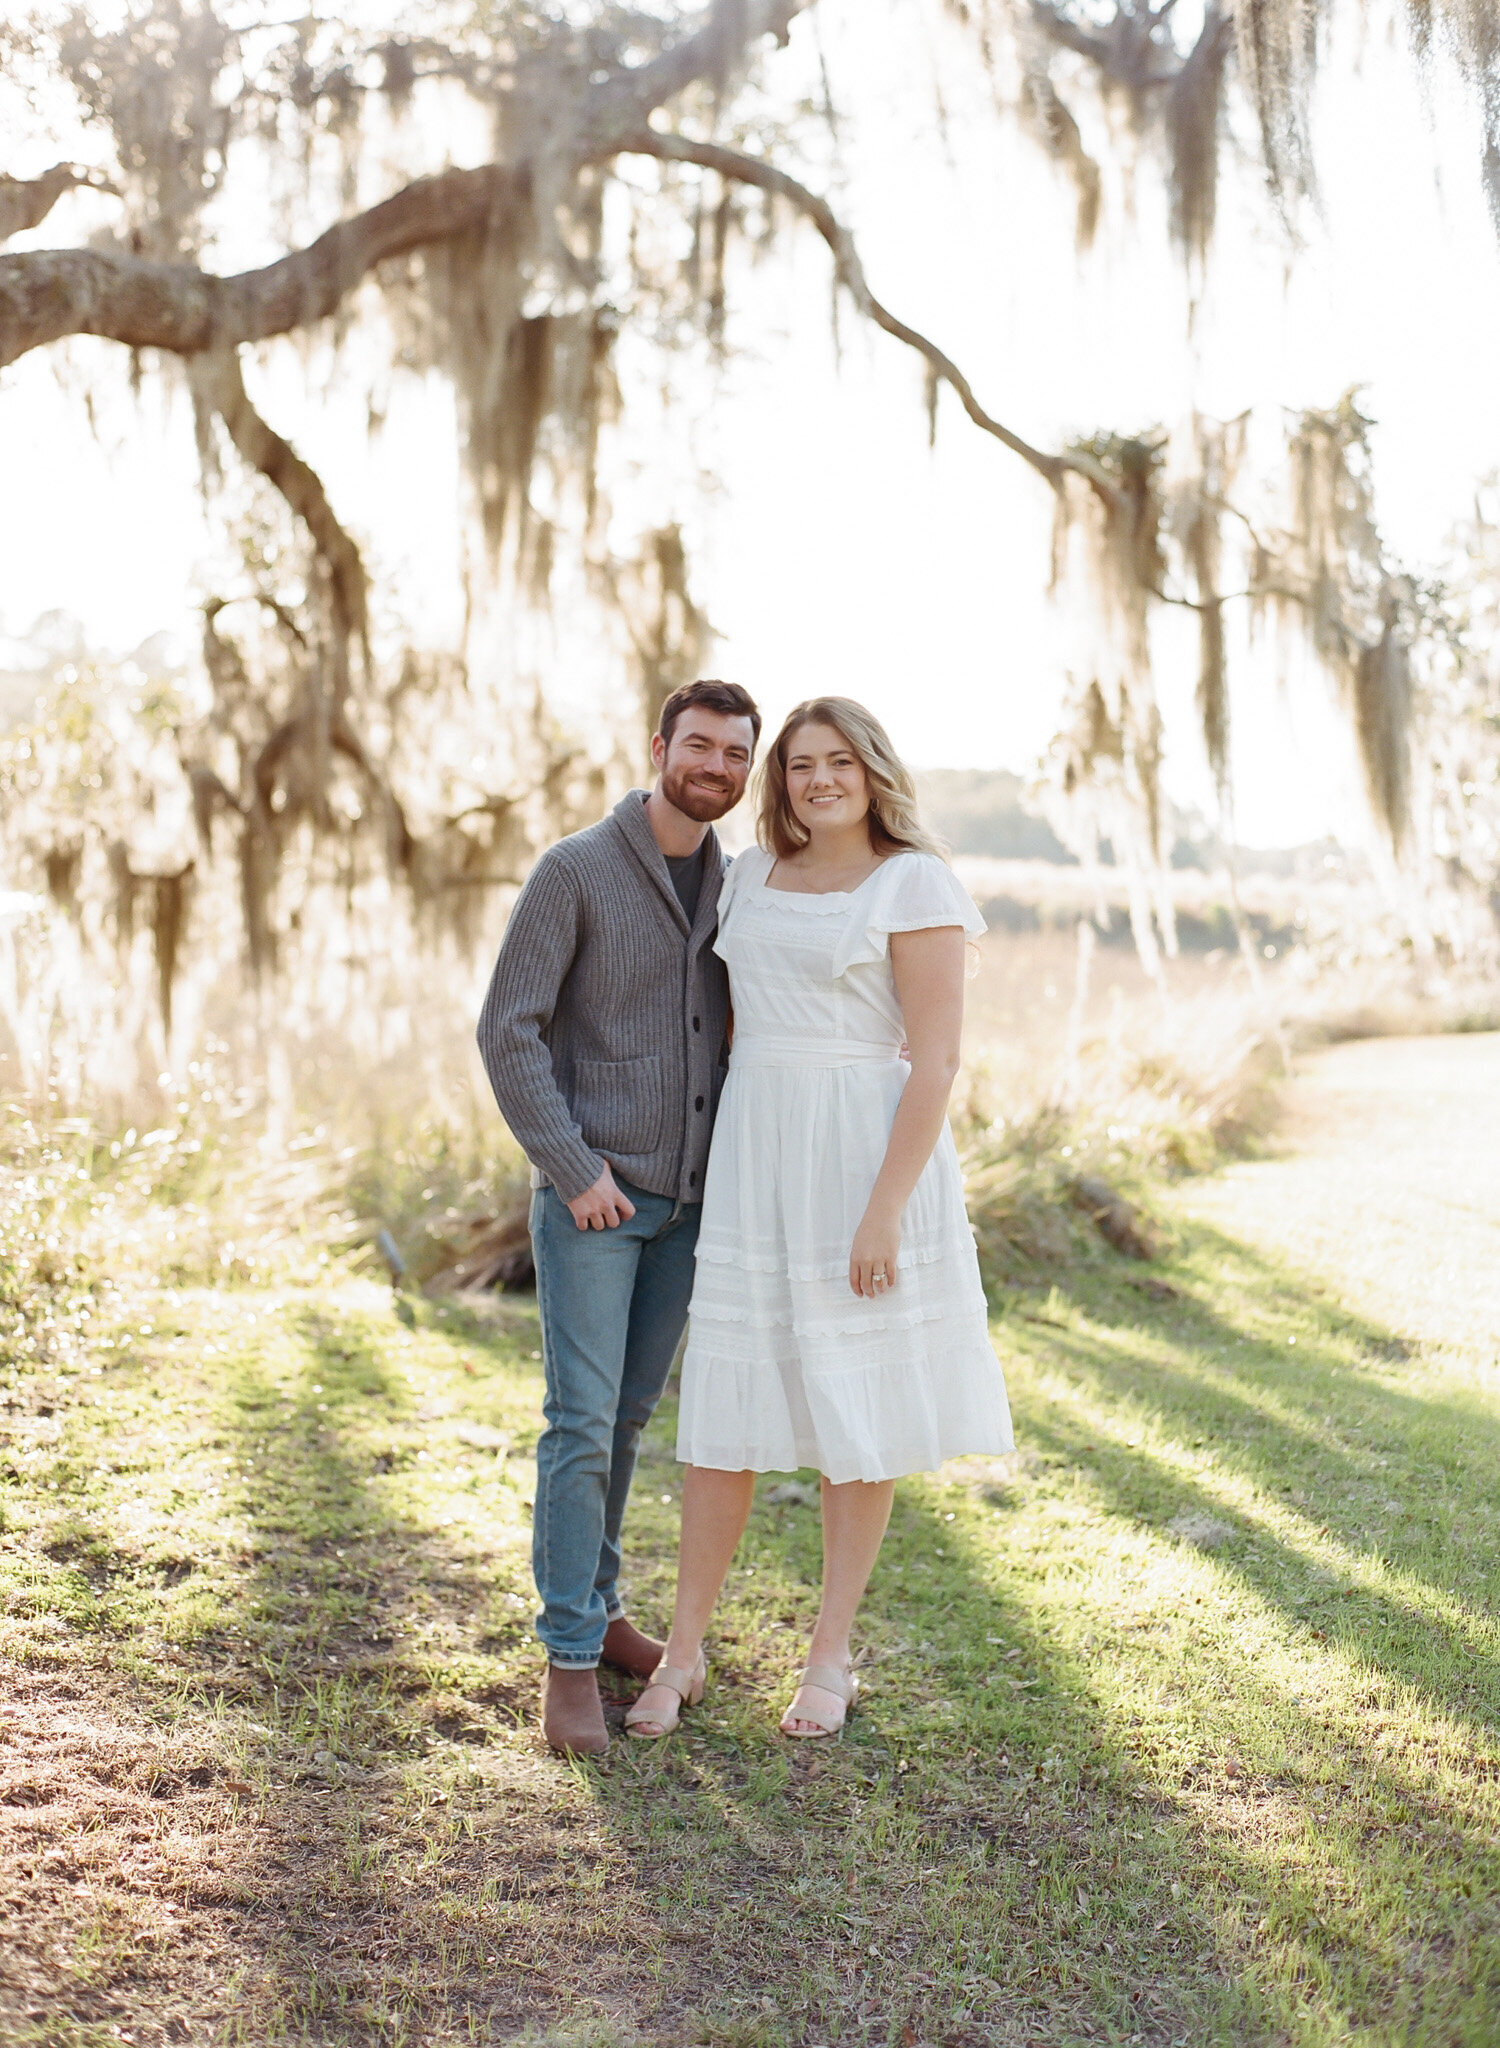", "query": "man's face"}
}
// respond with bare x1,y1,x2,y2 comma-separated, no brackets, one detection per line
652,709,756,822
